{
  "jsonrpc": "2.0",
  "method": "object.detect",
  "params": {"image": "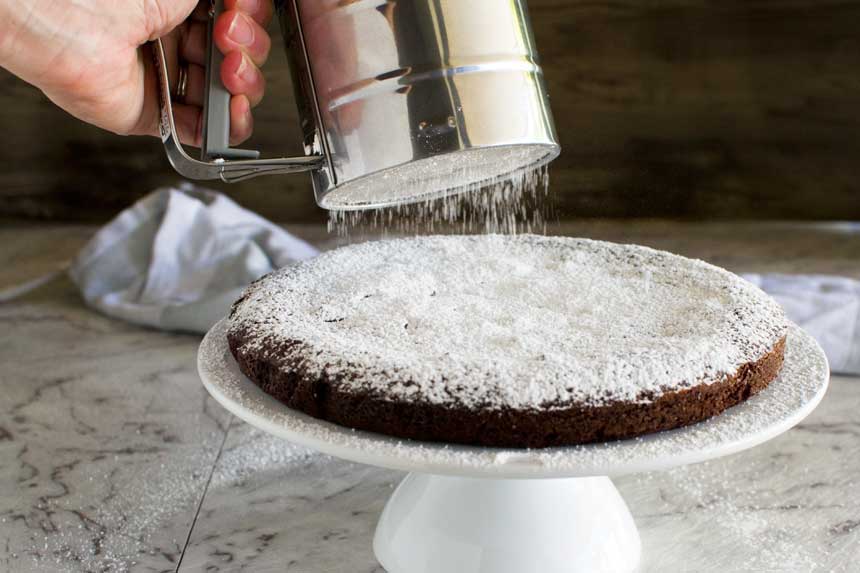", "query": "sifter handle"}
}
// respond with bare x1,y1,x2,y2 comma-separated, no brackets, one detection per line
202,0,259,160
150,7,324,182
